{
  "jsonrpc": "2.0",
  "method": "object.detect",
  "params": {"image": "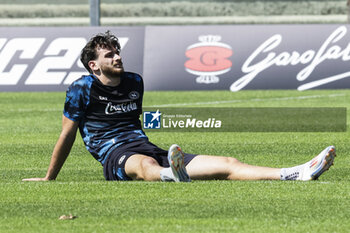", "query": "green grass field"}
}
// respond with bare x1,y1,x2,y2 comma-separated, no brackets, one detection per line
1,90,350,232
